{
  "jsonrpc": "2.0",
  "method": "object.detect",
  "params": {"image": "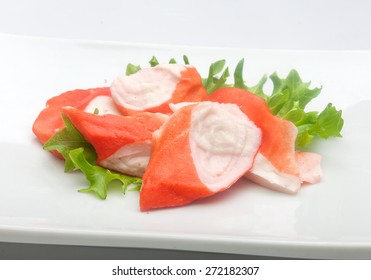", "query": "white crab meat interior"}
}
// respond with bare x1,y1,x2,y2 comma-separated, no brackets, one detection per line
110,64,186,111
189,102,262,192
